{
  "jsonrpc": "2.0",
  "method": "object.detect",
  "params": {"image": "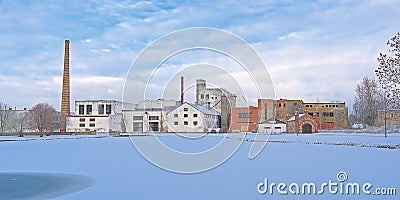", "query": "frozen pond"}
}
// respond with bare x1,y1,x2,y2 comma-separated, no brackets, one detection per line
0,172,93,200
0,133,399,199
